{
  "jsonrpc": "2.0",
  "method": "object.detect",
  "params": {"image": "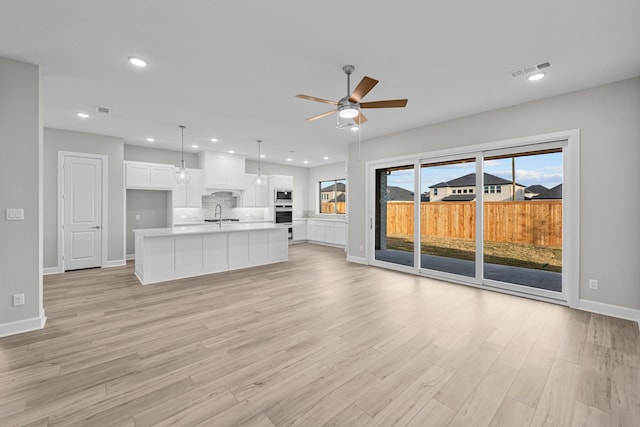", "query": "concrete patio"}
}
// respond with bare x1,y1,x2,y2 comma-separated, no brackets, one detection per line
375,249,561,292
